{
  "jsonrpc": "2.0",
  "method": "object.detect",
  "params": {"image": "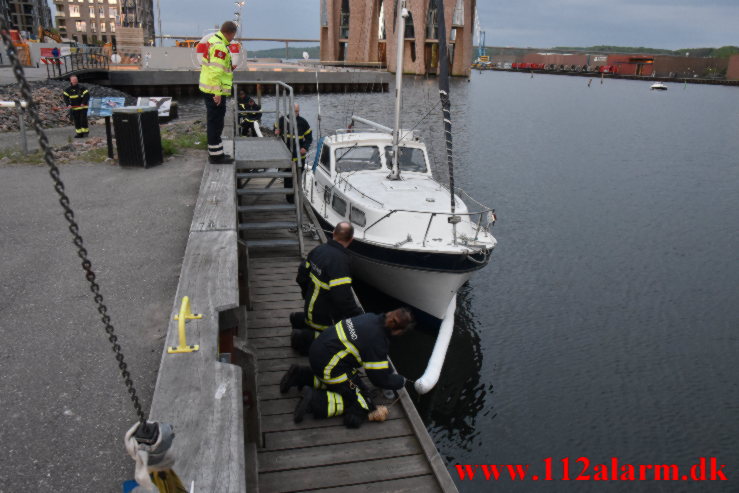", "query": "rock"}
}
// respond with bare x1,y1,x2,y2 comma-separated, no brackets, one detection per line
0,80,130,133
